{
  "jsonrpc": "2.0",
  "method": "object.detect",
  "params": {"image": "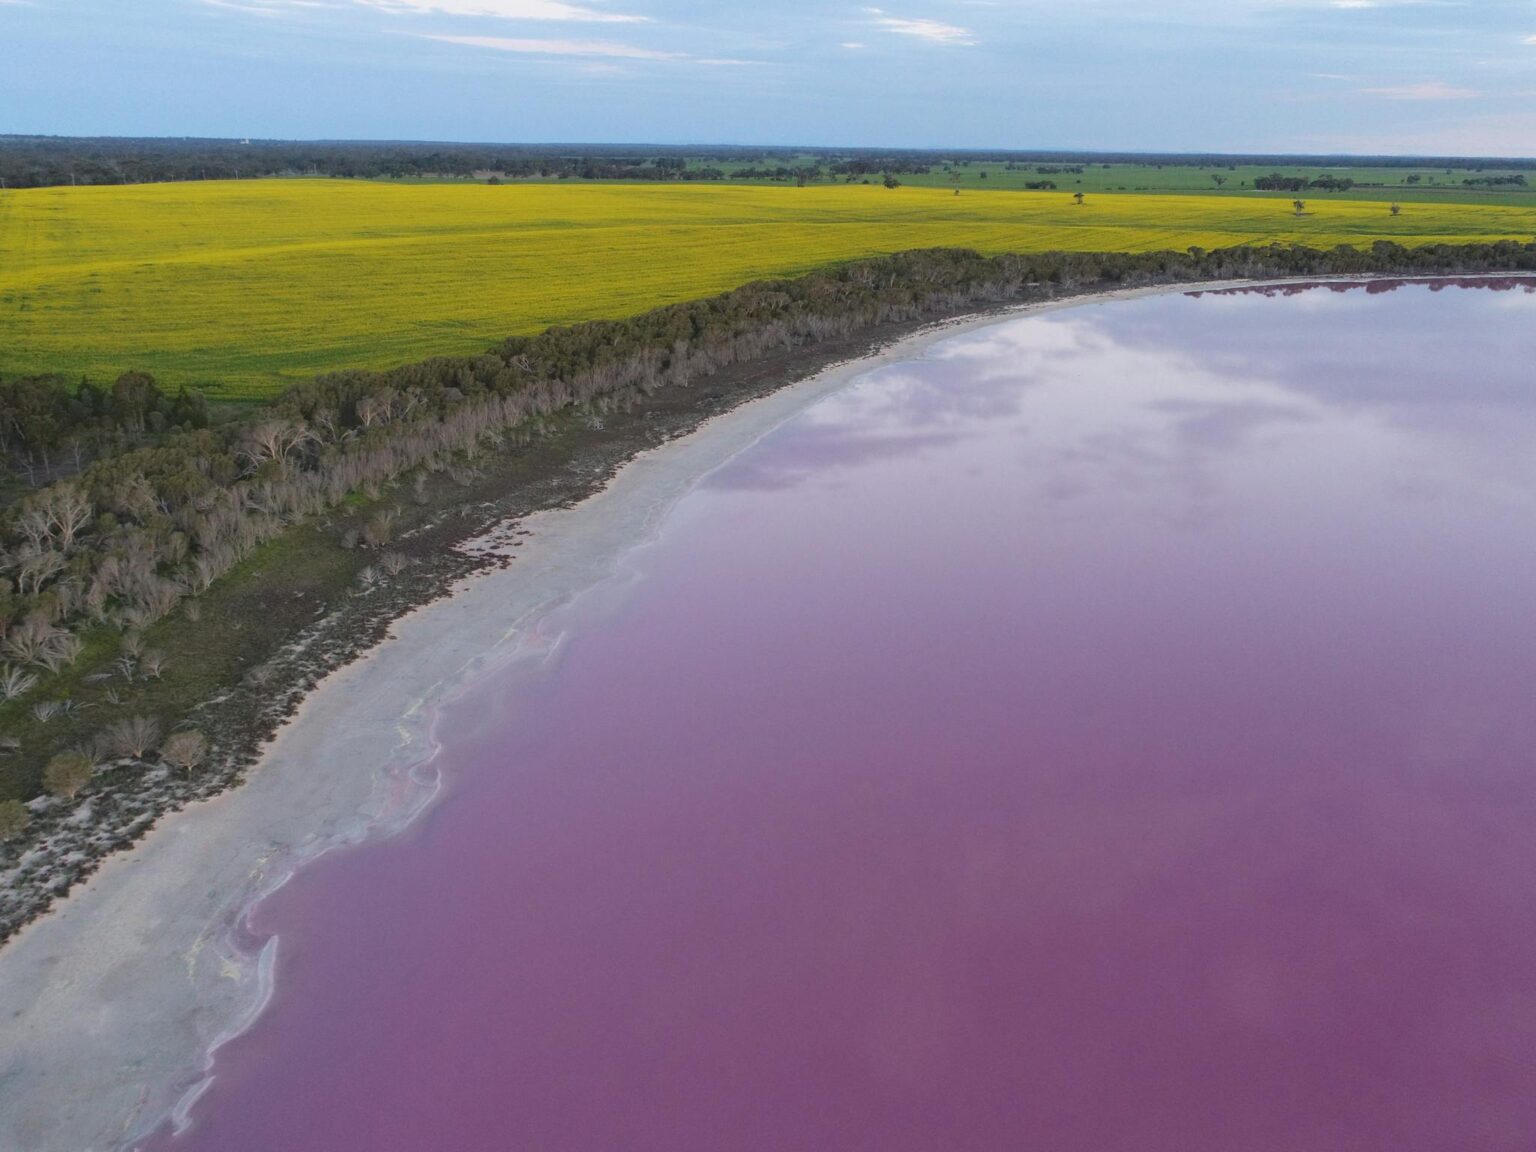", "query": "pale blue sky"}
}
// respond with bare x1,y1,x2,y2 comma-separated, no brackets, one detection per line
4,0,1536,154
